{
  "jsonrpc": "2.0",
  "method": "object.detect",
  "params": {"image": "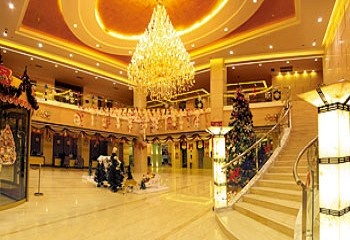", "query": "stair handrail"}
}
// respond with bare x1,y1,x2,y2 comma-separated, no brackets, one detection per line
293,136,318,240
222,100,292,170
293,136,318,188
